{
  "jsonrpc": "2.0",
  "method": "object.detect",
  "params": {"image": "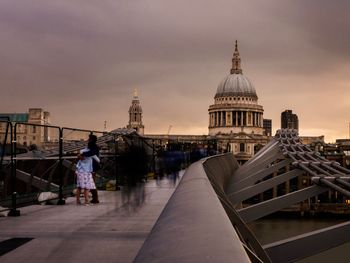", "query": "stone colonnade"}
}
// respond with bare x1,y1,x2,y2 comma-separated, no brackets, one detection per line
209,110,263,127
